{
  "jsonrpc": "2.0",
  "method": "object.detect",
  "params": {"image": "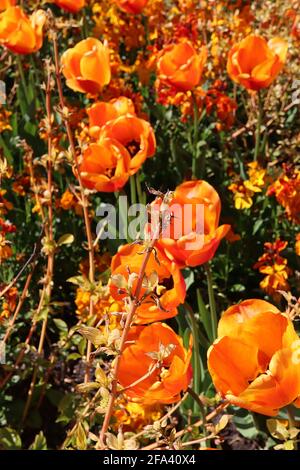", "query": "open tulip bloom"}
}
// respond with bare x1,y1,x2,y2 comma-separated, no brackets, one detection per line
208,299,300,416
227,35,288,91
